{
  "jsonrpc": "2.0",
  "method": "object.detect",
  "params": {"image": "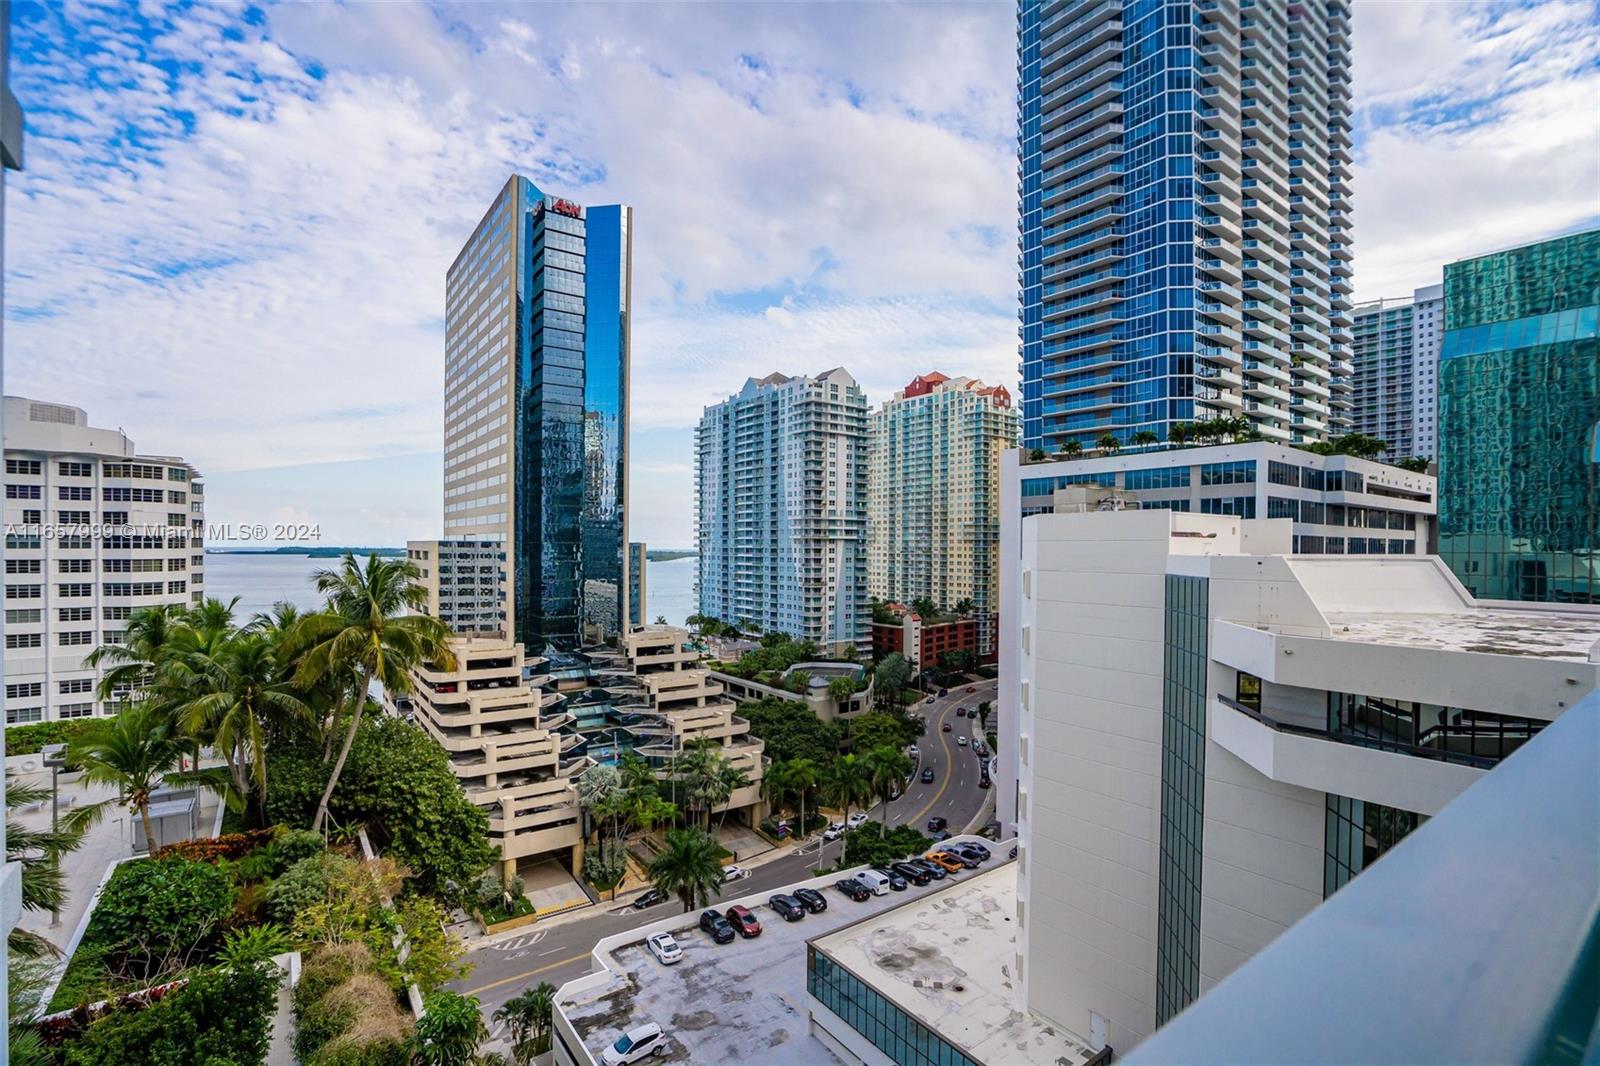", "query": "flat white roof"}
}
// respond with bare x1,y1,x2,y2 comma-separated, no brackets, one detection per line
1323,610,1600,663
811,864,1093,1066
